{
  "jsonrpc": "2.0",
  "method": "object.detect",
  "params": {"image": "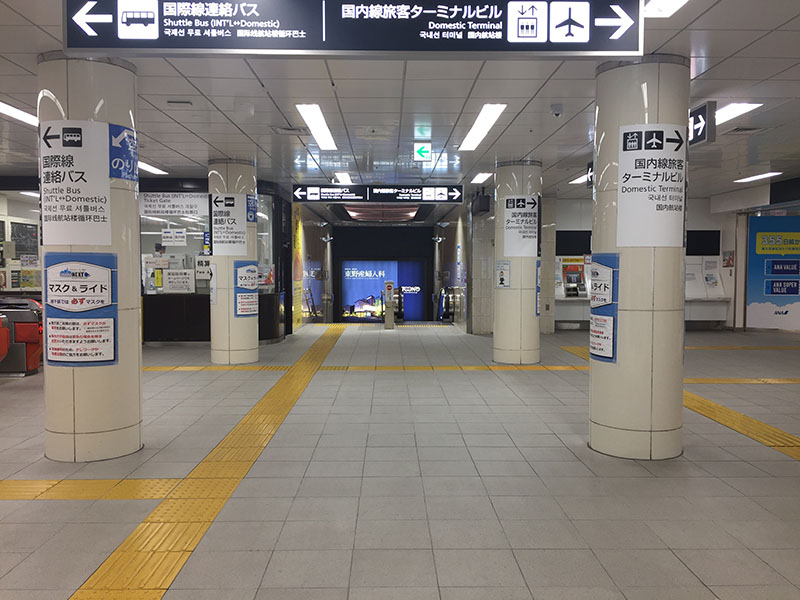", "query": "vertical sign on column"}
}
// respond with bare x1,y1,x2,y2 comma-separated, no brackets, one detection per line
40,121,111,245
589,253,619,362
536,258,541,316
617,125,686,247
503,195,539,256
43,252,118,366
209,193,247,255
234,260,259,317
